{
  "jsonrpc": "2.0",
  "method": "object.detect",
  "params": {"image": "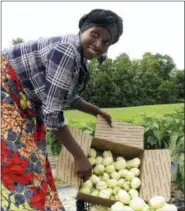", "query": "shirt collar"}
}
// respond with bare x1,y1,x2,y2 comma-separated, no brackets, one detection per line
61,34,88,67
